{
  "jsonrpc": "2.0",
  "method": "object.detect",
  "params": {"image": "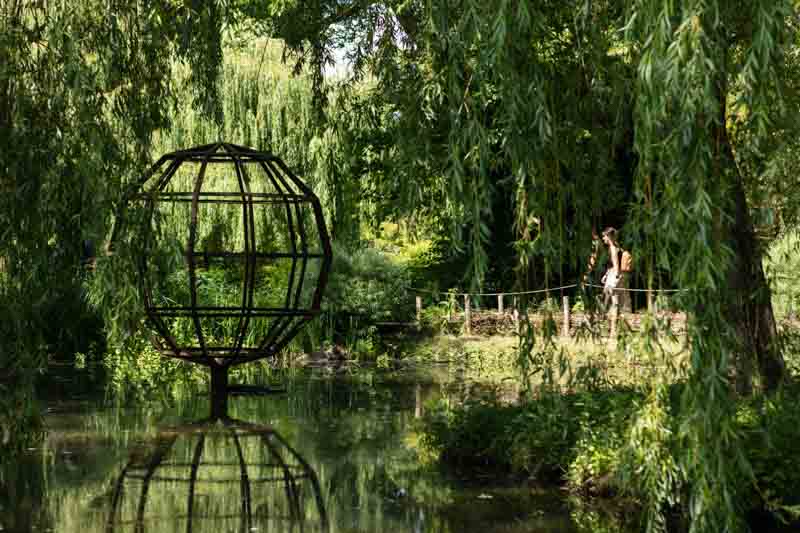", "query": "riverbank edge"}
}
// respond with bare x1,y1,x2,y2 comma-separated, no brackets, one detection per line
417,376,800,532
